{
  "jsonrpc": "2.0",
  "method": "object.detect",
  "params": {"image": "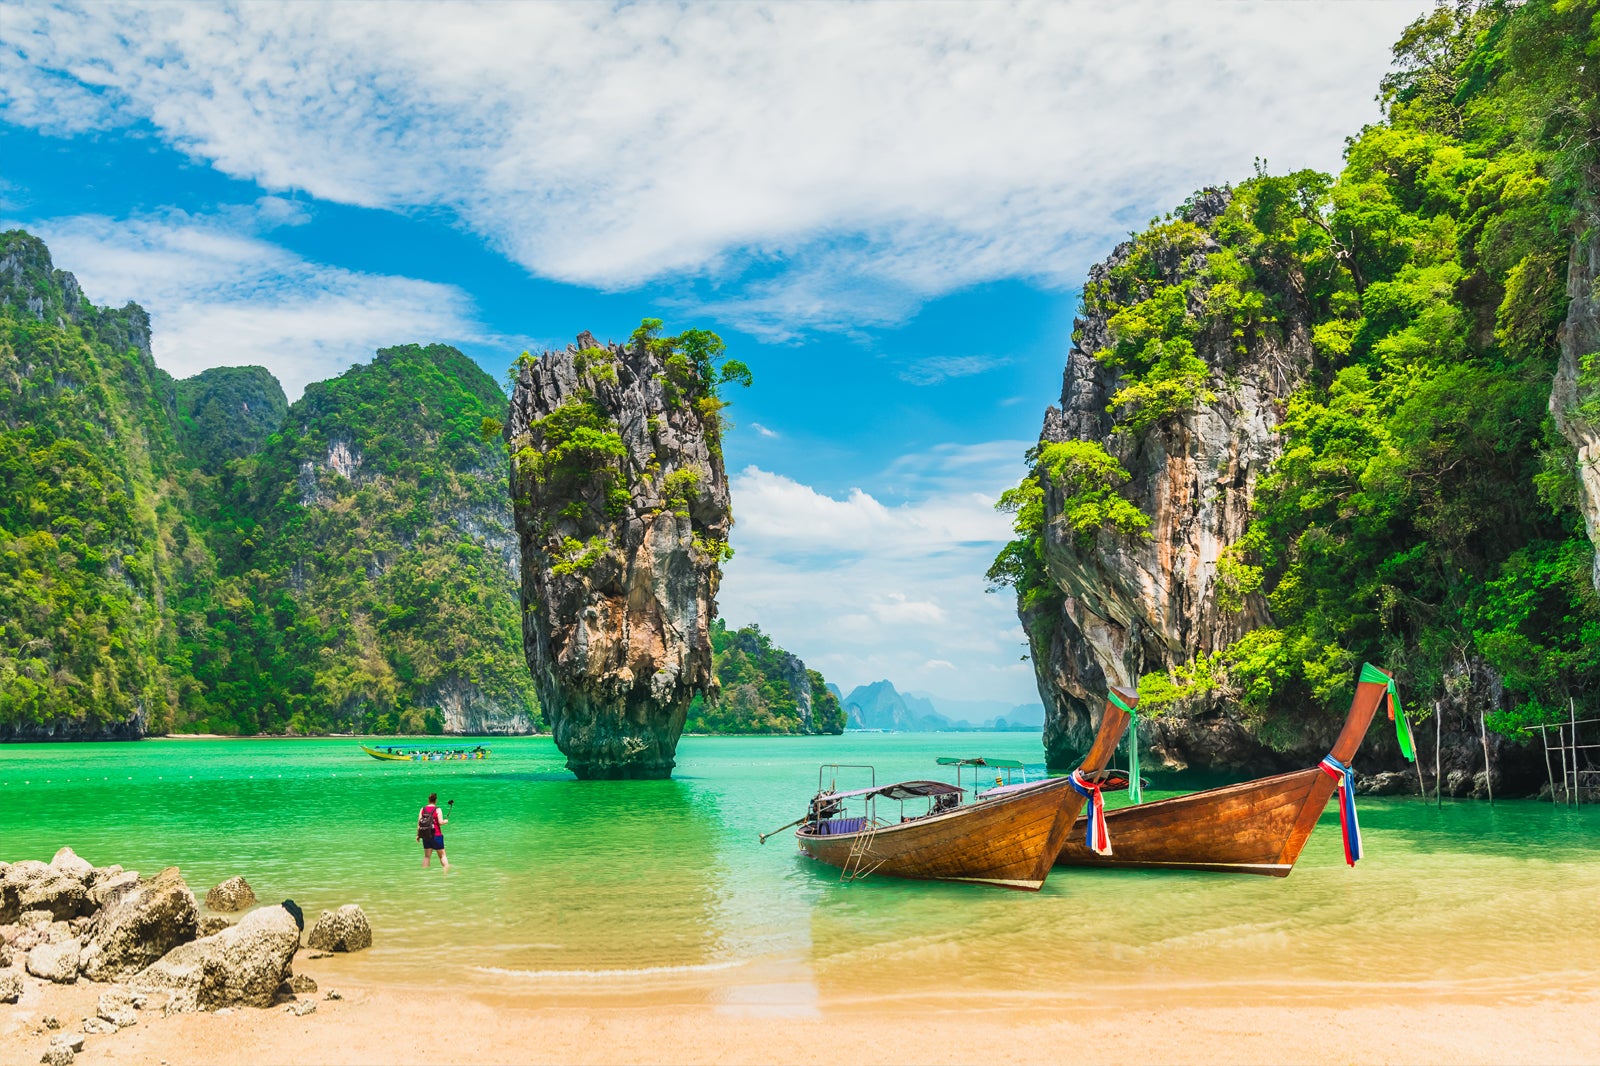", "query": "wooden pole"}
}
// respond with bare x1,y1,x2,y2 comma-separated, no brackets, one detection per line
1540,724,1558,804
1435,699,1444,806
1410,714,1427,800
1478,705,1494,805
1572,697,1582,806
